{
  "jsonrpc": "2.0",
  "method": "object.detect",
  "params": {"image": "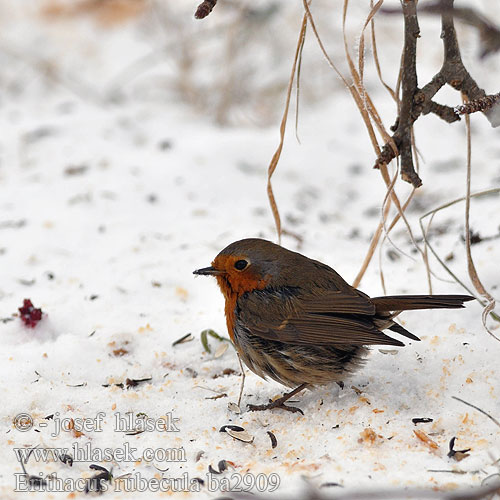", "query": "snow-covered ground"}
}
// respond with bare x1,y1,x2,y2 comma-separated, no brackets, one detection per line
0,1,499,498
